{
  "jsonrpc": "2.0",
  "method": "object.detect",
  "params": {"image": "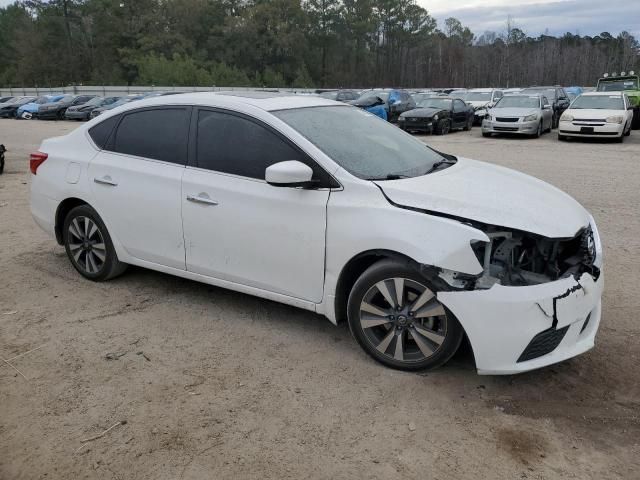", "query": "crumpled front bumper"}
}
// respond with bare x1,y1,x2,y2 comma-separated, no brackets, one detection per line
438,271,603,375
